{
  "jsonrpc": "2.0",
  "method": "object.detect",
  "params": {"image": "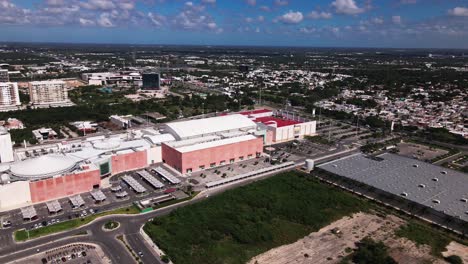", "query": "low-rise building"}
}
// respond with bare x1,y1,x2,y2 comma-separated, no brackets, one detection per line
32,128,58,142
